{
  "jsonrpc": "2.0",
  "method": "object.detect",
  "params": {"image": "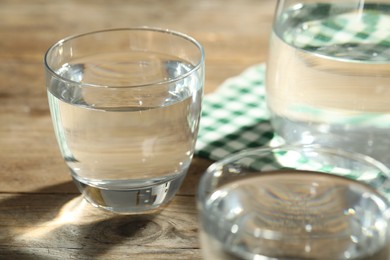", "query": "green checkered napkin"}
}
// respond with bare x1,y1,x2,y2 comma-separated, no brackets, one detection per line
195,64,273,161
193,62,390,196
